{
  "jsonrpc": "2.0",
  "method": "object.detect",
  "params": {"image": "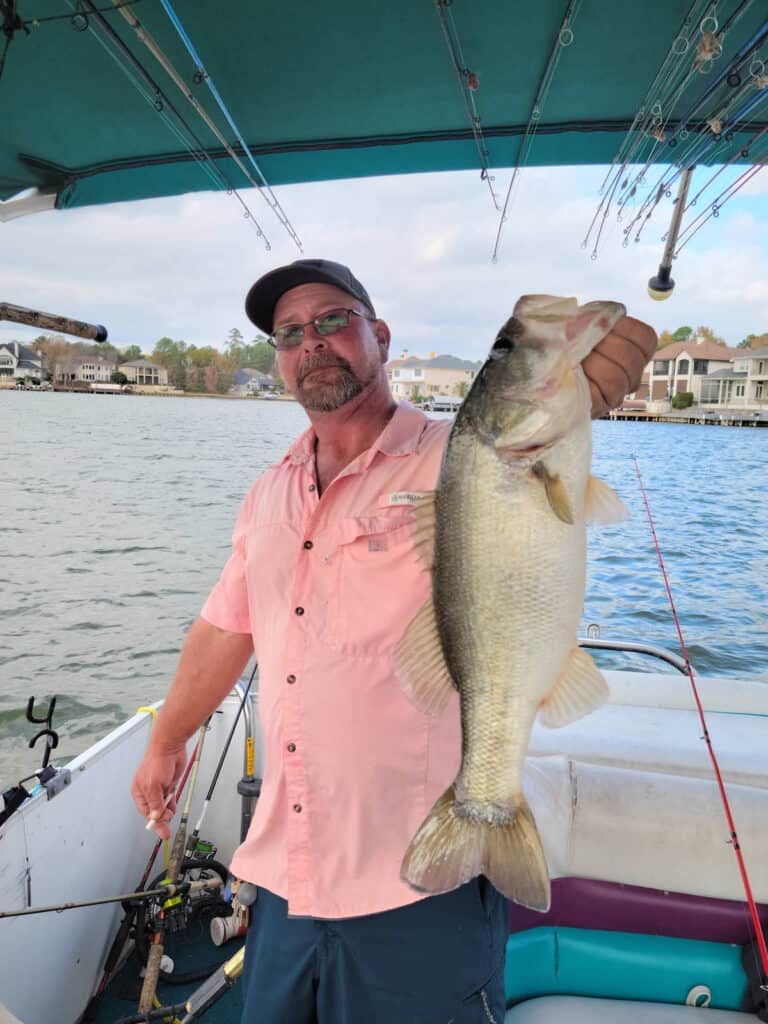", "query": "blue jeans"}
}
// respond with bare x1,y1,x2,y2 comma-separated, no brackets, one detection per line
240,877,508,1023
